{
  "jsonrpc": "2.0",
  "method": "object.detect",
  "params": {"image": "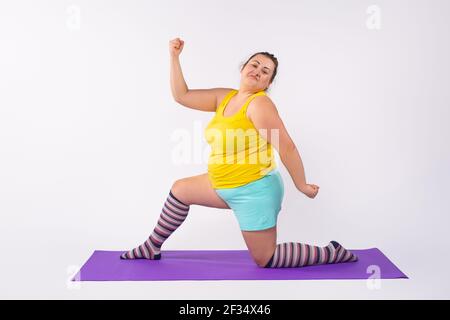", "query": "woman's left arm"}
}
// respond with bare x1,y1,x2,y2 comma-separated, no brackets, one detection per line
250,96,308,193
